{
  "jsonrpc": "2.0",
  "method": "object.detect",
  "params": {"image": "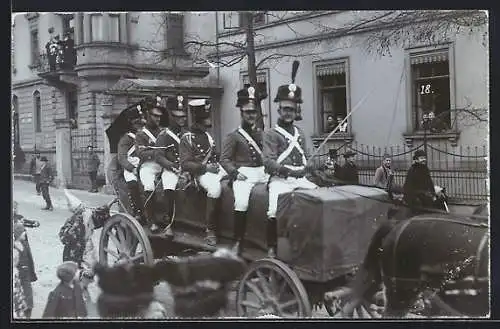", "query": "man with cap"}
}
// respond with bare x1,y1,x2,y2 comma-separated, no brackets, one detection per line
403,149,443,212
39,156,54,210
87,145,101,193
179,98,227,246
341,150,359,184
263,61,318,258
136,96,167,228
154,94,189,235
220,85,269,255
117,102,146,224
29,150,42,195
